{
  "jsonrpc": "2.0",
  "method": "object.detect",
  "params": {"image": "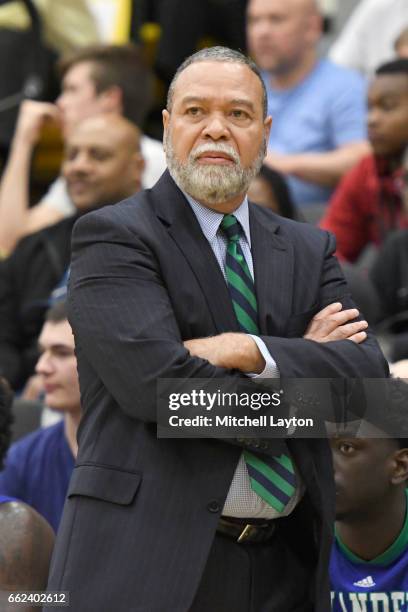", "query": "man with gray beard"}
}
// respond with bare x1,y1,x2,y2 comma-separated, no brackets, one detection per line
48,47,387,611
